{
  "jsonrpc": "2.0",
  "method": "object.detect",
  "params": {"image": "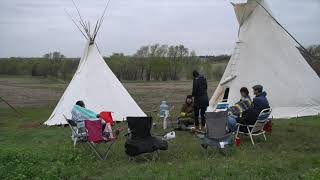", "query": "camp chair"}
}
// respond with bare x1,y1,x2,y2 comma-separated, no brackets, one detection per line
63,115,87,147
198,111,233,156
84,119,119,160
235,108,272,145
125,117,168,161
